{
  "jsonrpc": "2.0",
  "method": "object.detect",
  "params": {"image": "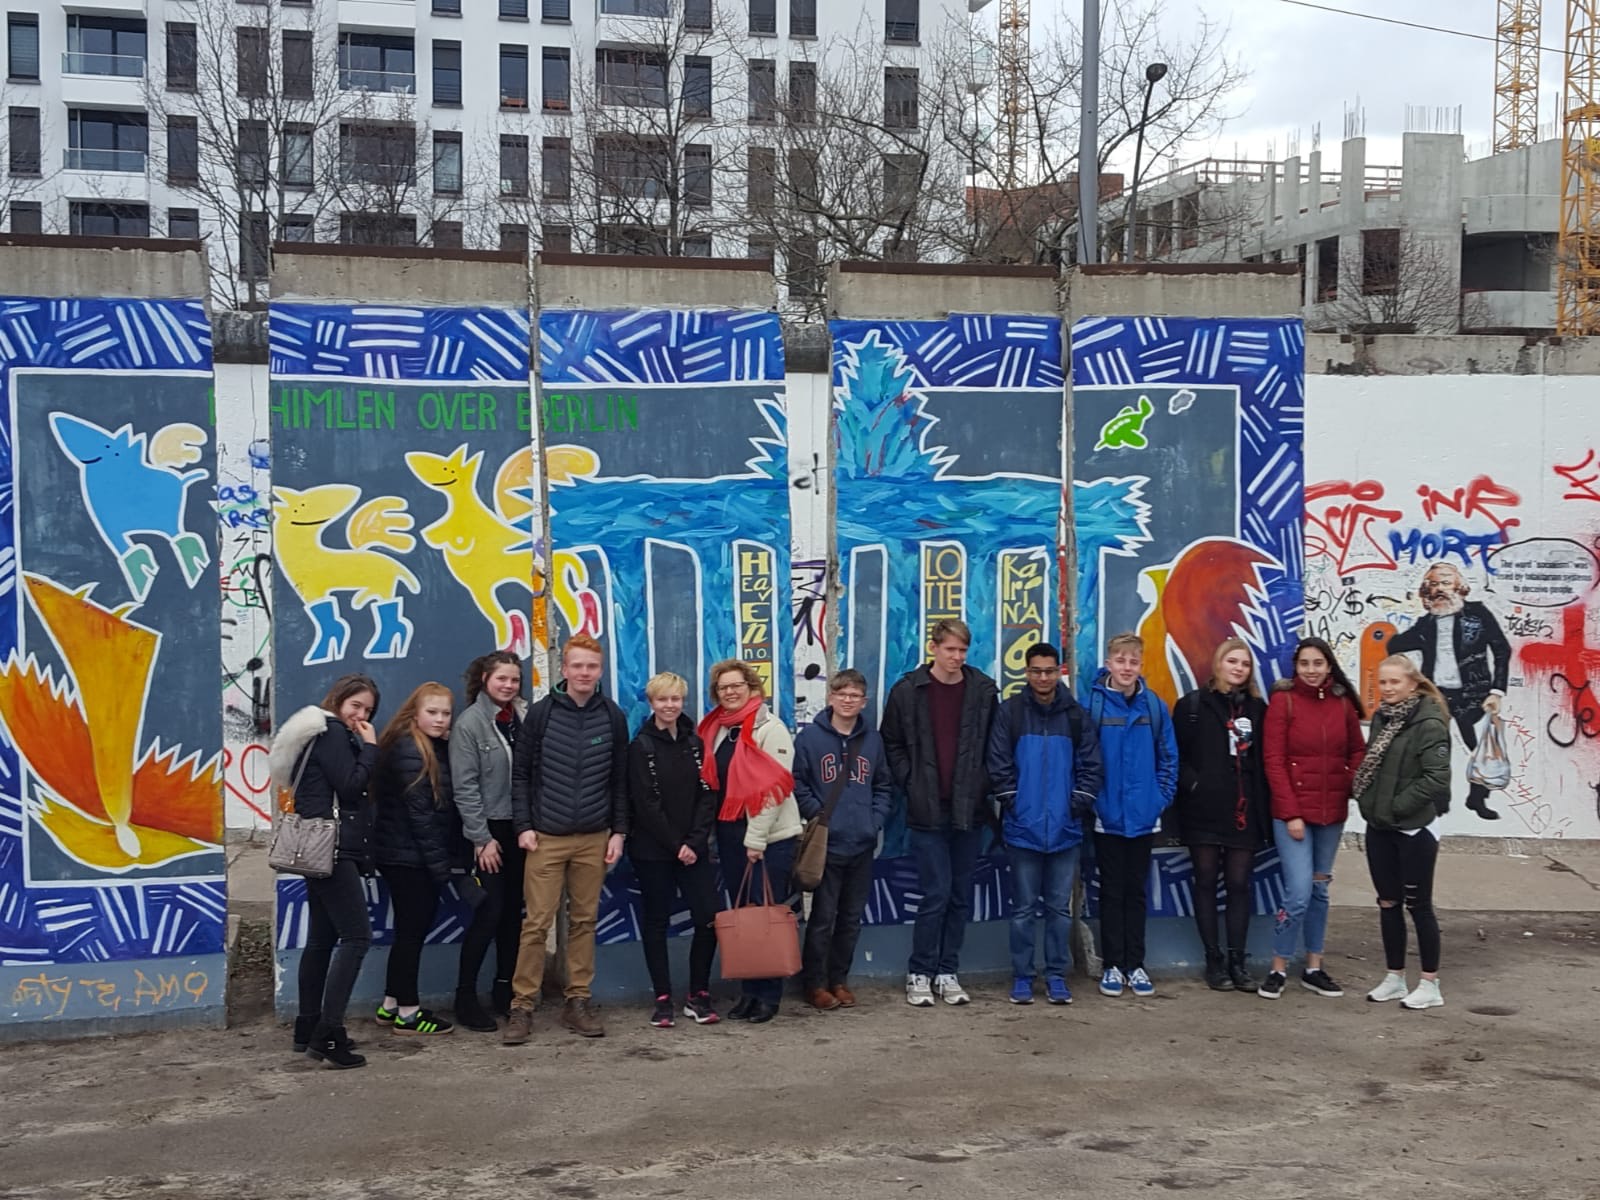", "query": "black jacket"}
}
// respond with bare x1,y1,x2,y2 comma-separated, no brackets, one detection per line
881,664,999,832
373,733,467,881
292,715,378,866
1173,687,1270,849
1385,601,1510,705
512,684,630,837
626,715,717,861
